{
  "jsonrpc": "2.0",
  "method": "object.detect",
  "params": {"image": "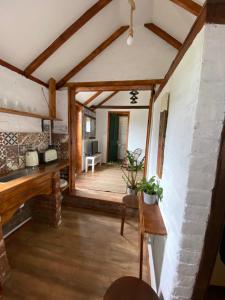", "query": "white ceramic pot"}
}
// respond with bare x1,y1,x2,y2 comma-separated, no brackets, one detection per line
127,187,137,195
143,193,158,205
